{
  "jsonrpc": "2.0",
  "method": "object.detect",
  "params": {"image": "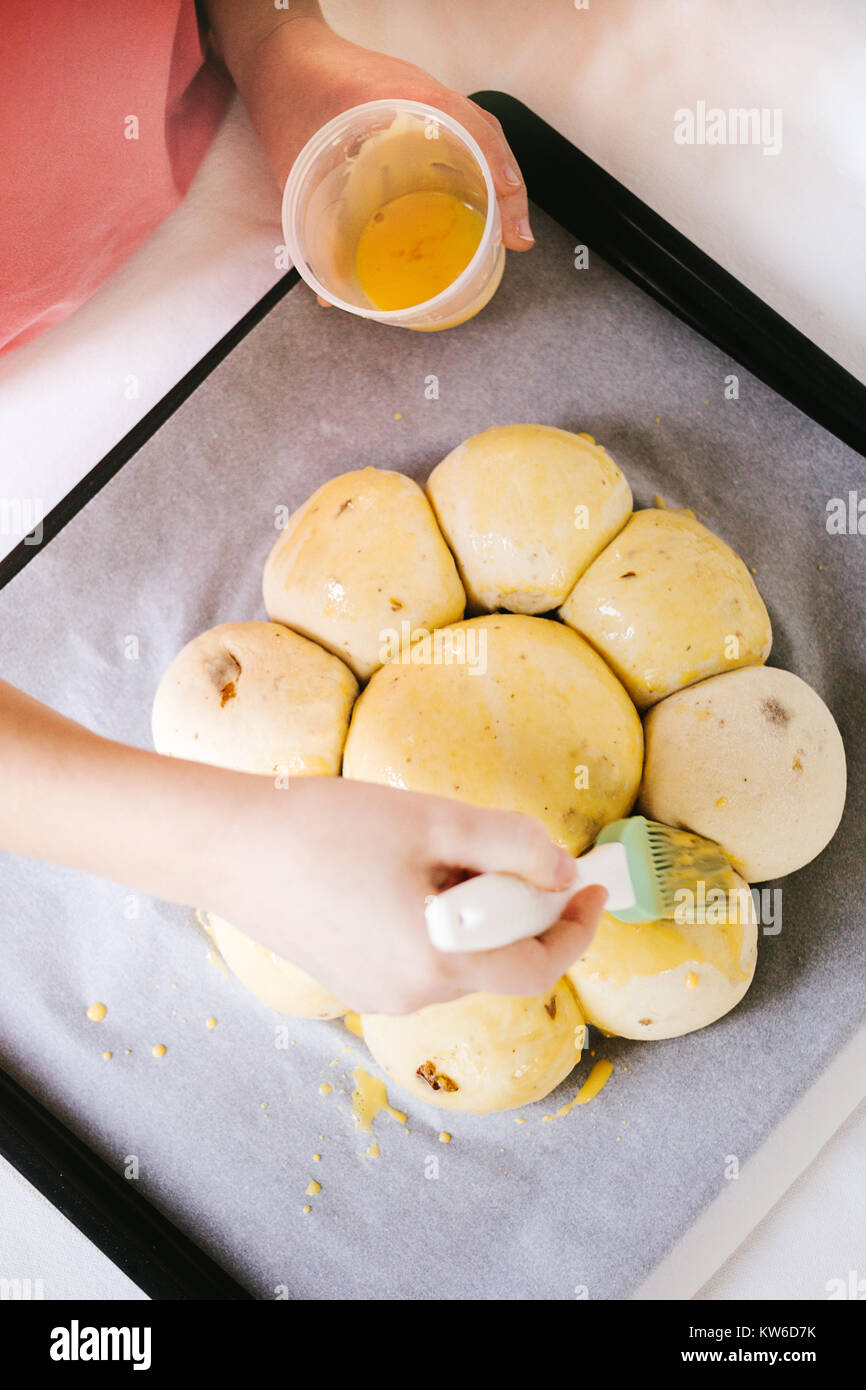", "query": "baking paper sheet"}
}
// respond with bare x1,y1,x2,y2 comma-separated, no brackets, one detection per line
0,205,863,1300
